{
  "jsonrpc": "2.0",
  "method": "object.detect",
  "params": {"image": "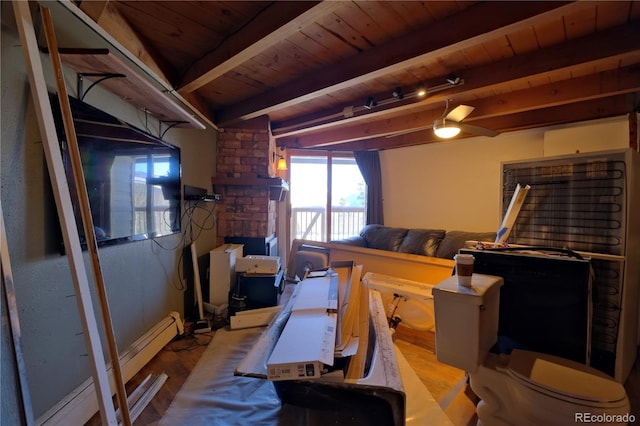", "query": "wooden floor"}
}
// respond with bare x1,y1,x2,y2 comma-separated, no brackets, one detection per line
87,324,640,426
85,331,214,426
393,326,478,425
